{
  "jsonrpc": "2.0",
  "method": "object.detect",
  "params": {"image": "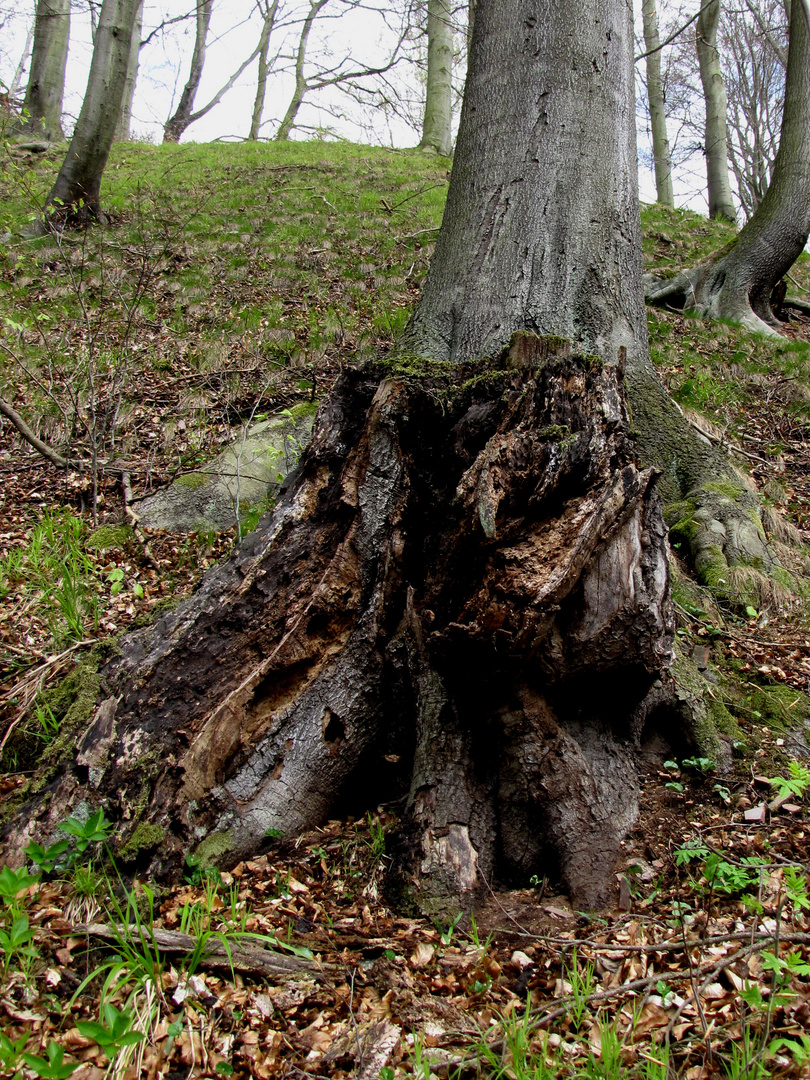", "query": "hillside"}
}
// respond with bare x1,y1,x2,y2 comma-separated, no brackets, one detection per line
2,140,810,1079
